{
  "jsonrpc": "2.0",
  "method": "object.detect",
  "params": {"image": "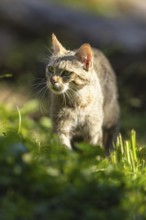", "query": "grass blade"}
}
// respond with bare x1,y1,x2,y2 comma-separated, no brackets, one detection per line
17,106,22,134
131,130,137,162
125,140,131,166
